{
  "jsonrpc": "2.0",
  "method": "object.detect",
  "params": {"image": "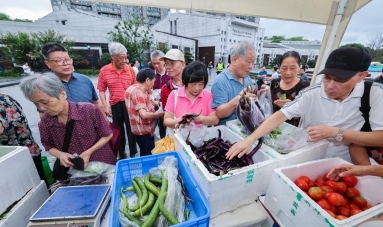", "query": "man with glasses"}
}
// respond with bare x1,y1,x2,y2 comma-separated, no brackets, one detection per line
41,42,105,118
98,42,137,159
151,50,170,138
227,46,383,163
160,49,185,111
